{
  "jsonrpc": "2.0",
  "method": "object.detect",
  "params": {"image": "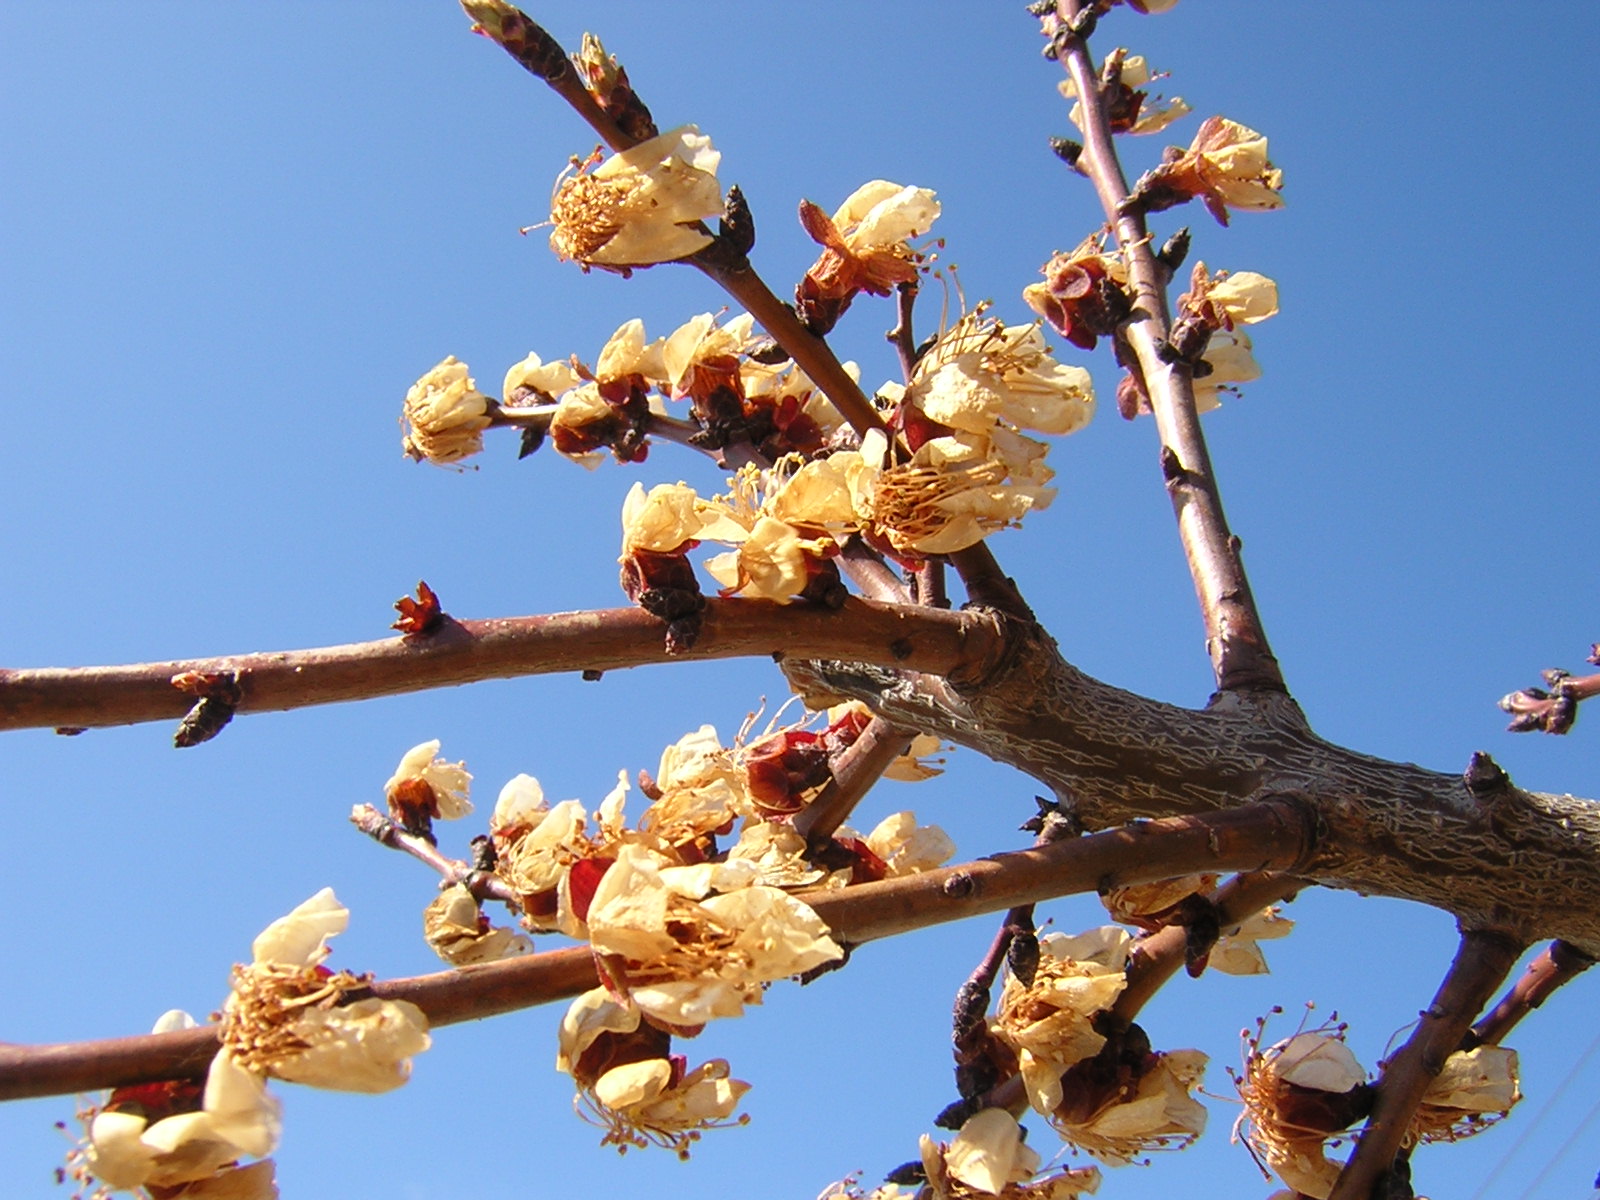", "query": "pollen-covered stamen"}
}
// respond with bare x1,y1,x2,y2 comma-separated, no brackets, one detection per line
220,962,366,1076
550,168,632,262
872,459,1010,543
